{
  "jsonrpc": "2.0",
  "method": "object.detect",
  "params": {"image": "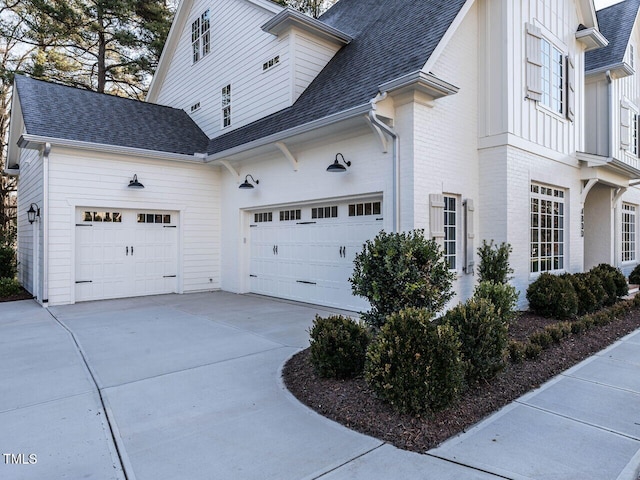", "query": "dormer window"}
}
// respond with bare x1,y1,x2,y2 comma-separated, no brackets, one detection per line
192,10,211,63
